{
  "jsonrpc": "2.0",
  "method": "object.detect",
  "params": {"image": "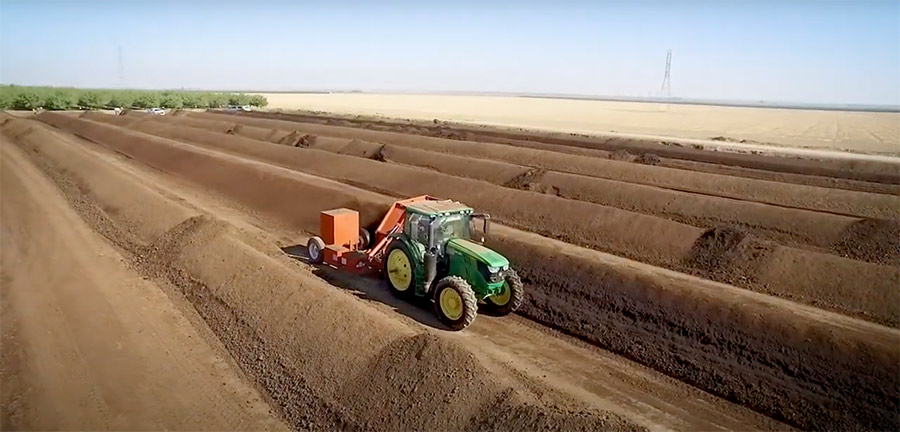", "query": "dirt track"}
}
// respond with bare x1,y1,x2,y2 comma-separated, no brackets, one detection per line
2,110,899,431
